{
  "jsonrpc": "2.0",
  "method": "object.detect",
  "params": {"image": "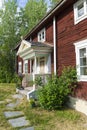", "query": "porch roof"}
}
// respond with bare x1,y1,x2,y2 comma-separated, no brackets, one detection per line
29,41,53,48
17,40,53,60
